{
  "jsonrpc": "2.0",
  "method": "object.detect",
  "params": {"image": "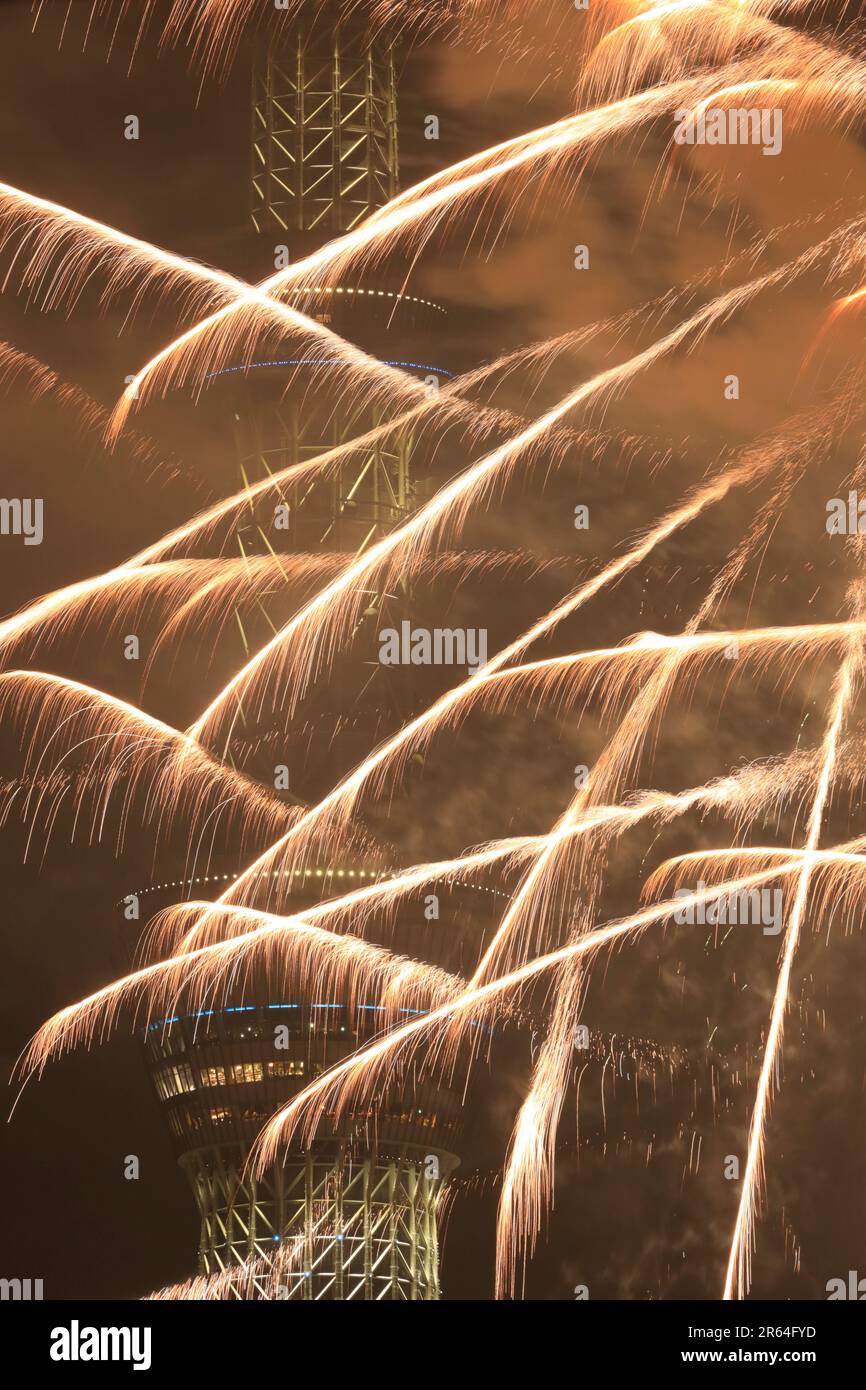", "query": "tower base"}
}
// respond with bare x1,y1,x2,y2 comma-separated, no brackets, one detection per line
182,1143,450,1300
